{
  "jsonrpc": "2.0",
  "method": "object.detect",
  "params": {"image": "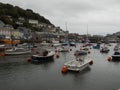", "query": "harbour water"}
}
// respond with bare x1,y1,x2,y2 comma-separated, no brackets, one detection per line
0,43,120,90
